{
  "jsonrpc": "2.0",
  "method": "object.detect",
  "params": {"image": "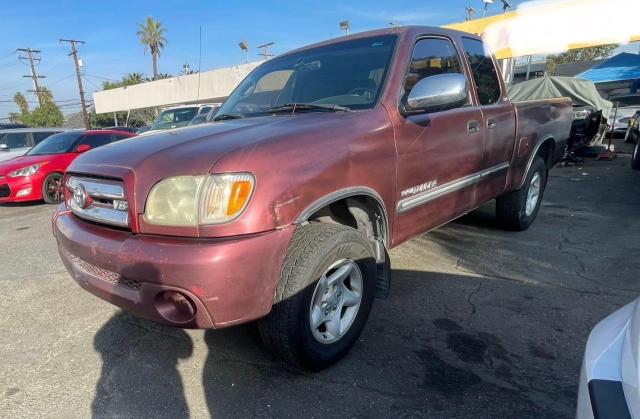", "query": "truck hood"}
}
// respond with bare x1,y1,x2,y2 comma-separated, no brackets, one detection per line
67,112,355,214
